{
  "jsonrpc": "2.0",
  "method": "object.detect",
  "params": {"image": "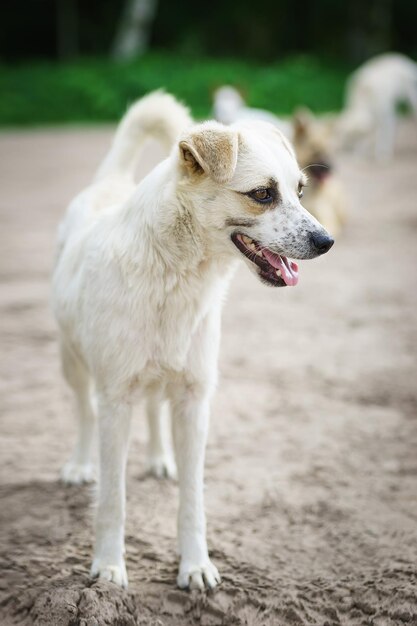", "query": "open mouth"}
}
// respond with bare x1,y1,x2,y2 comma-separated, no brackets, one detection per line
231,233,299,287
